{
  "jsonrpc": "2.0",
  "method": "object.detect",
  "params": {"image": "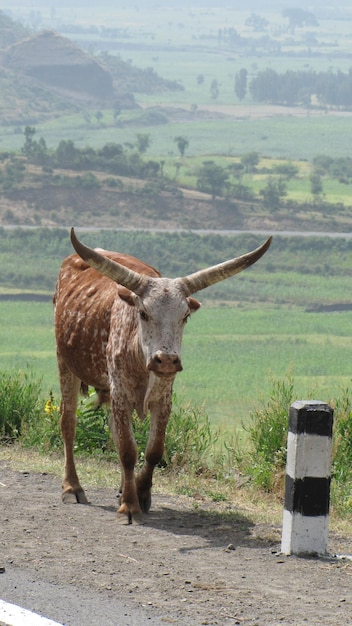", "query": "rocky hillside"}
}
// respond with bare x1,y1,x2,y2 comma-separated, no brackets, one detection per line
0,10,182,124
2,30,114,100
